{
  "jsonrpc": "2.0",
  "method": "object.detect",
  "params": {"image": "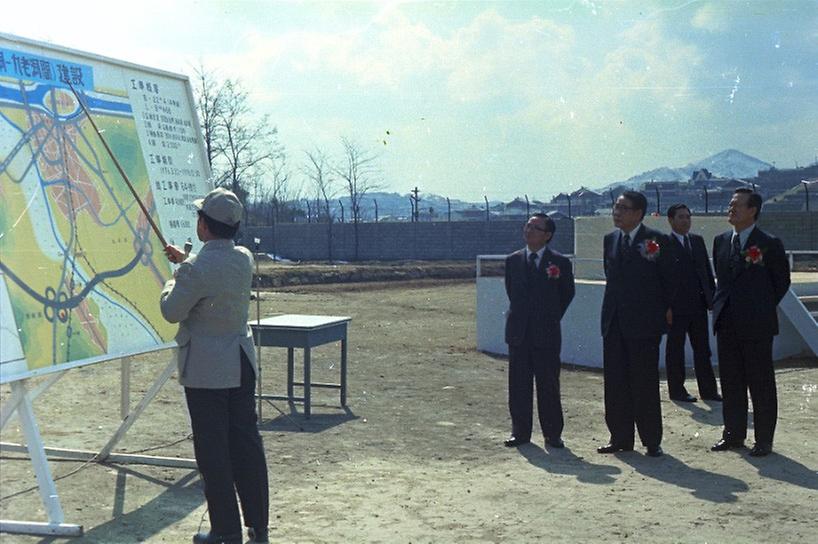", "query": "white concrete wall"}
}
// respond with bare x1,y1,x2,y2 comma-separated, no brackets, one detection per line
476,276,814,367
573,215,733,280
